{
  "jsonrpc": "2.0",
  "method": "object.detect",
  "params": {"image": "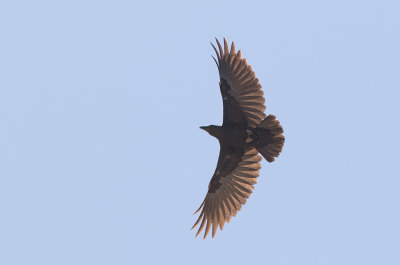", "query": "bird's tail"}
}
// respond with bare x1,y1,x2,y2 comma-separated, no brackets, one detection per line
255,114,285,162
